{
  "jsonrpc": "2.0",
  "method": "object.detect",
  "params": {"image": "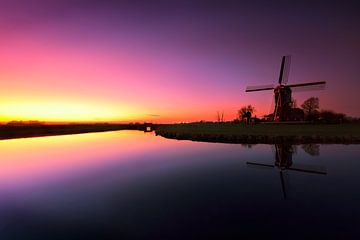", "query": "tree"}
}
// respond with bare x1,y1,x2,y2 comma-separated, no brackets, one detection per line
237,105,255,124
301,97,319,115
216,111,224,123
320,110,346,124
301,97,320,121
